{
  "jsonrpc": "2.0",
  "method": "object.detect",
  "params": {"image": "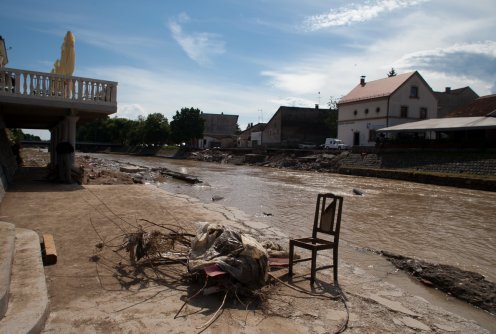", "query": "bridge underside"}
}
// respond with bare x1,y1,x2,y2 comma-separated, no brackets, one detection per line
0,91,117,182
